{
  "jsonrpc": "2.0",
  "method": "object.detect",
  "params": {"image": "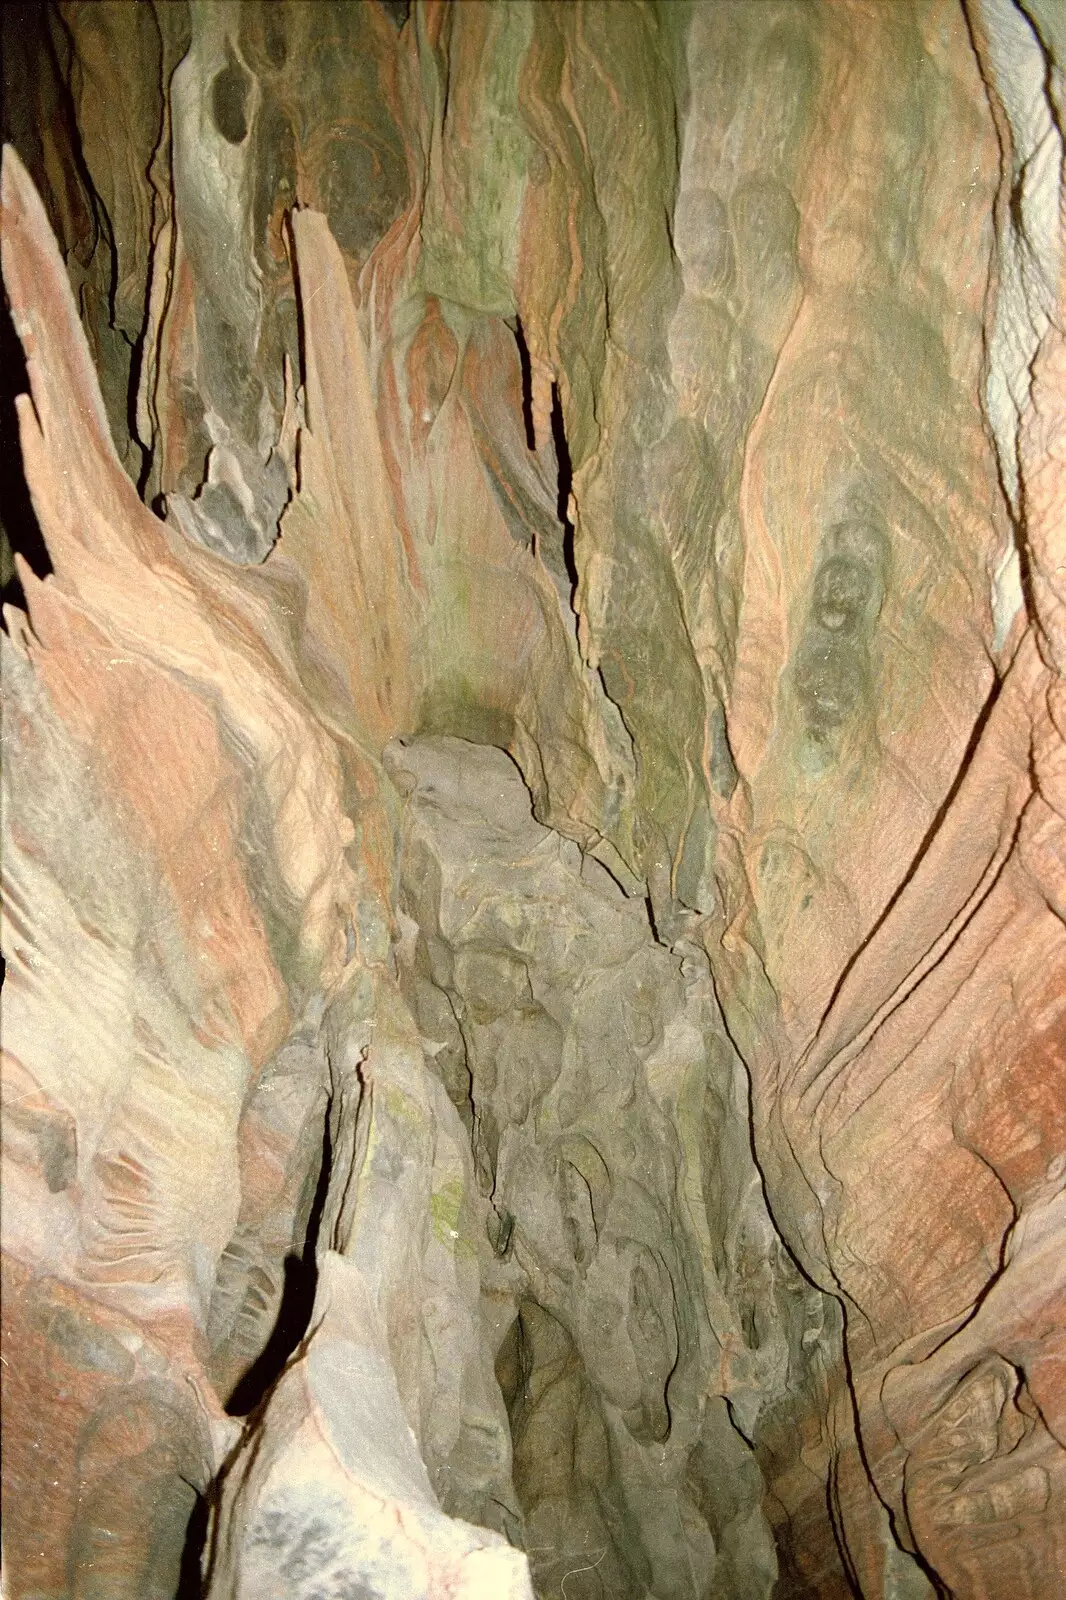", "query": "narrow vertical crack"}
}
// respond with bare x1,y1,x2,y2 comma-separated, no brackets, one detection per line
549,380,578,596
0,286,52,608
224,1089,334,1419
513,315,537,451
